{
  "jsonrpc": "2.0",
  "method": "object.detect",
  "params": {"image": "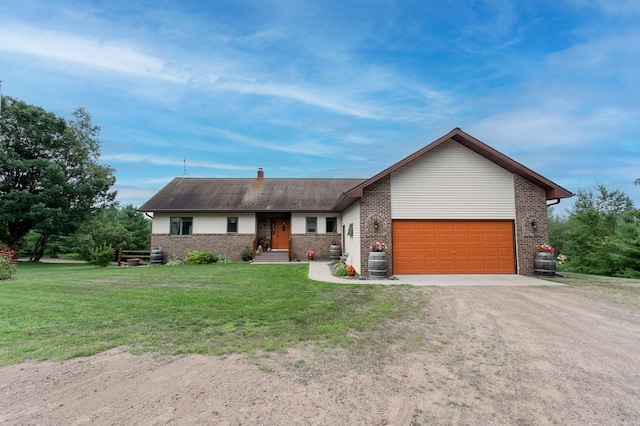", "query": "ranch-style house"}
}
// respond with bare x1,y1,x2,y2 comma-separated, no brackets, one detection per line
139,128,573,276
